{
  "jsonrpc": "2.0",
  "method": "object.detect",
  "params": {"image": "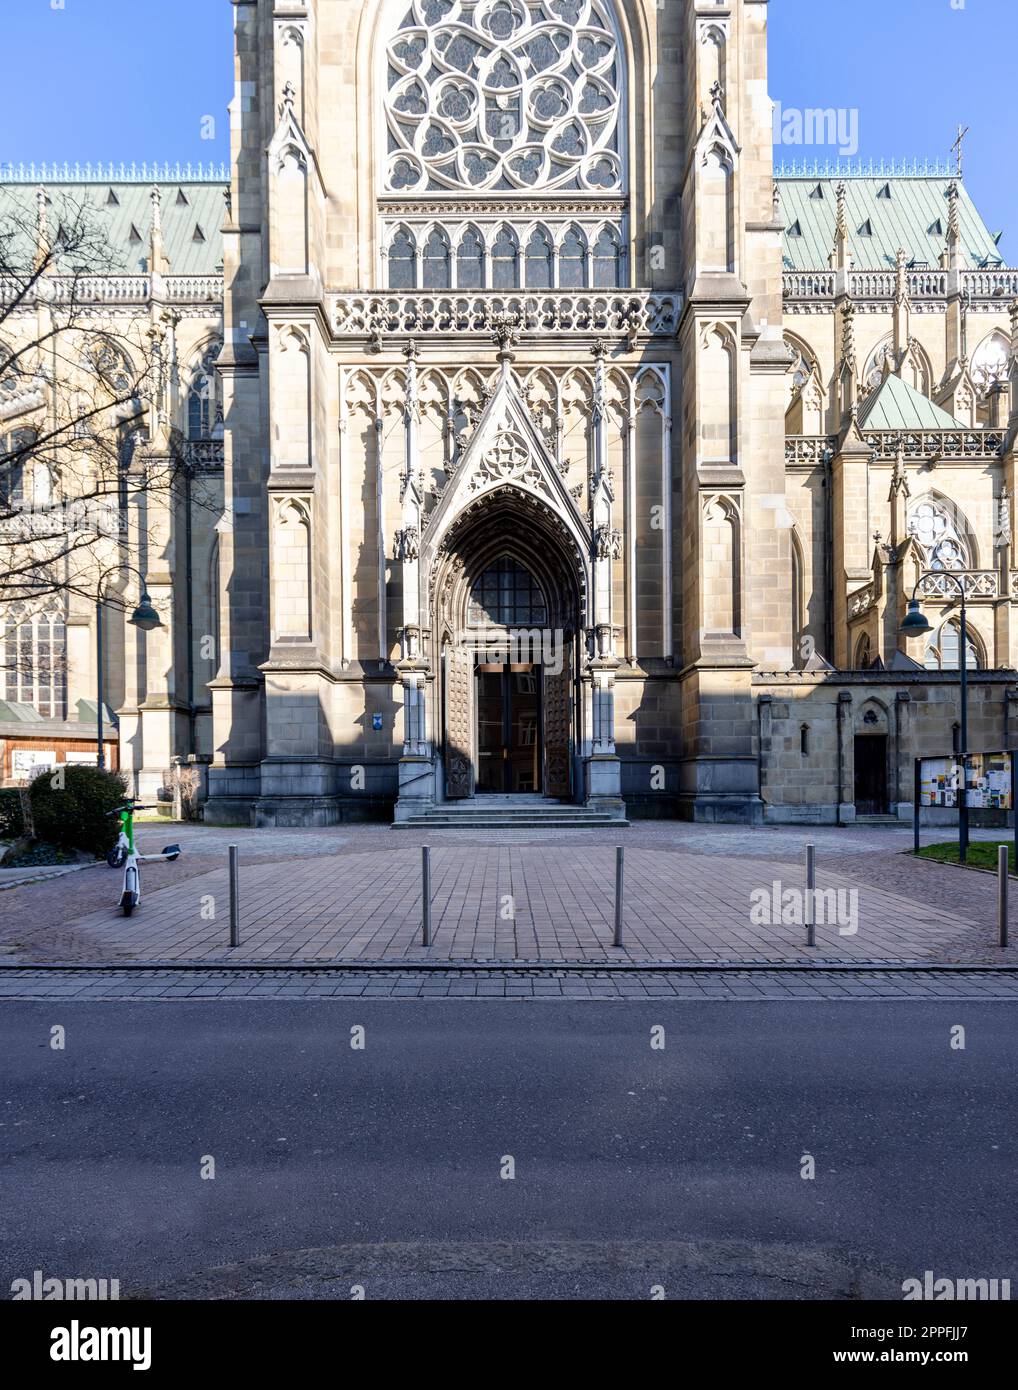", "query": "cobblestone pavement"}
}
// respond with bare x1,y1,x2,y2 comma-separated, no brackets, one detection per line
2,965,1017,1001
2,821,1016,966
